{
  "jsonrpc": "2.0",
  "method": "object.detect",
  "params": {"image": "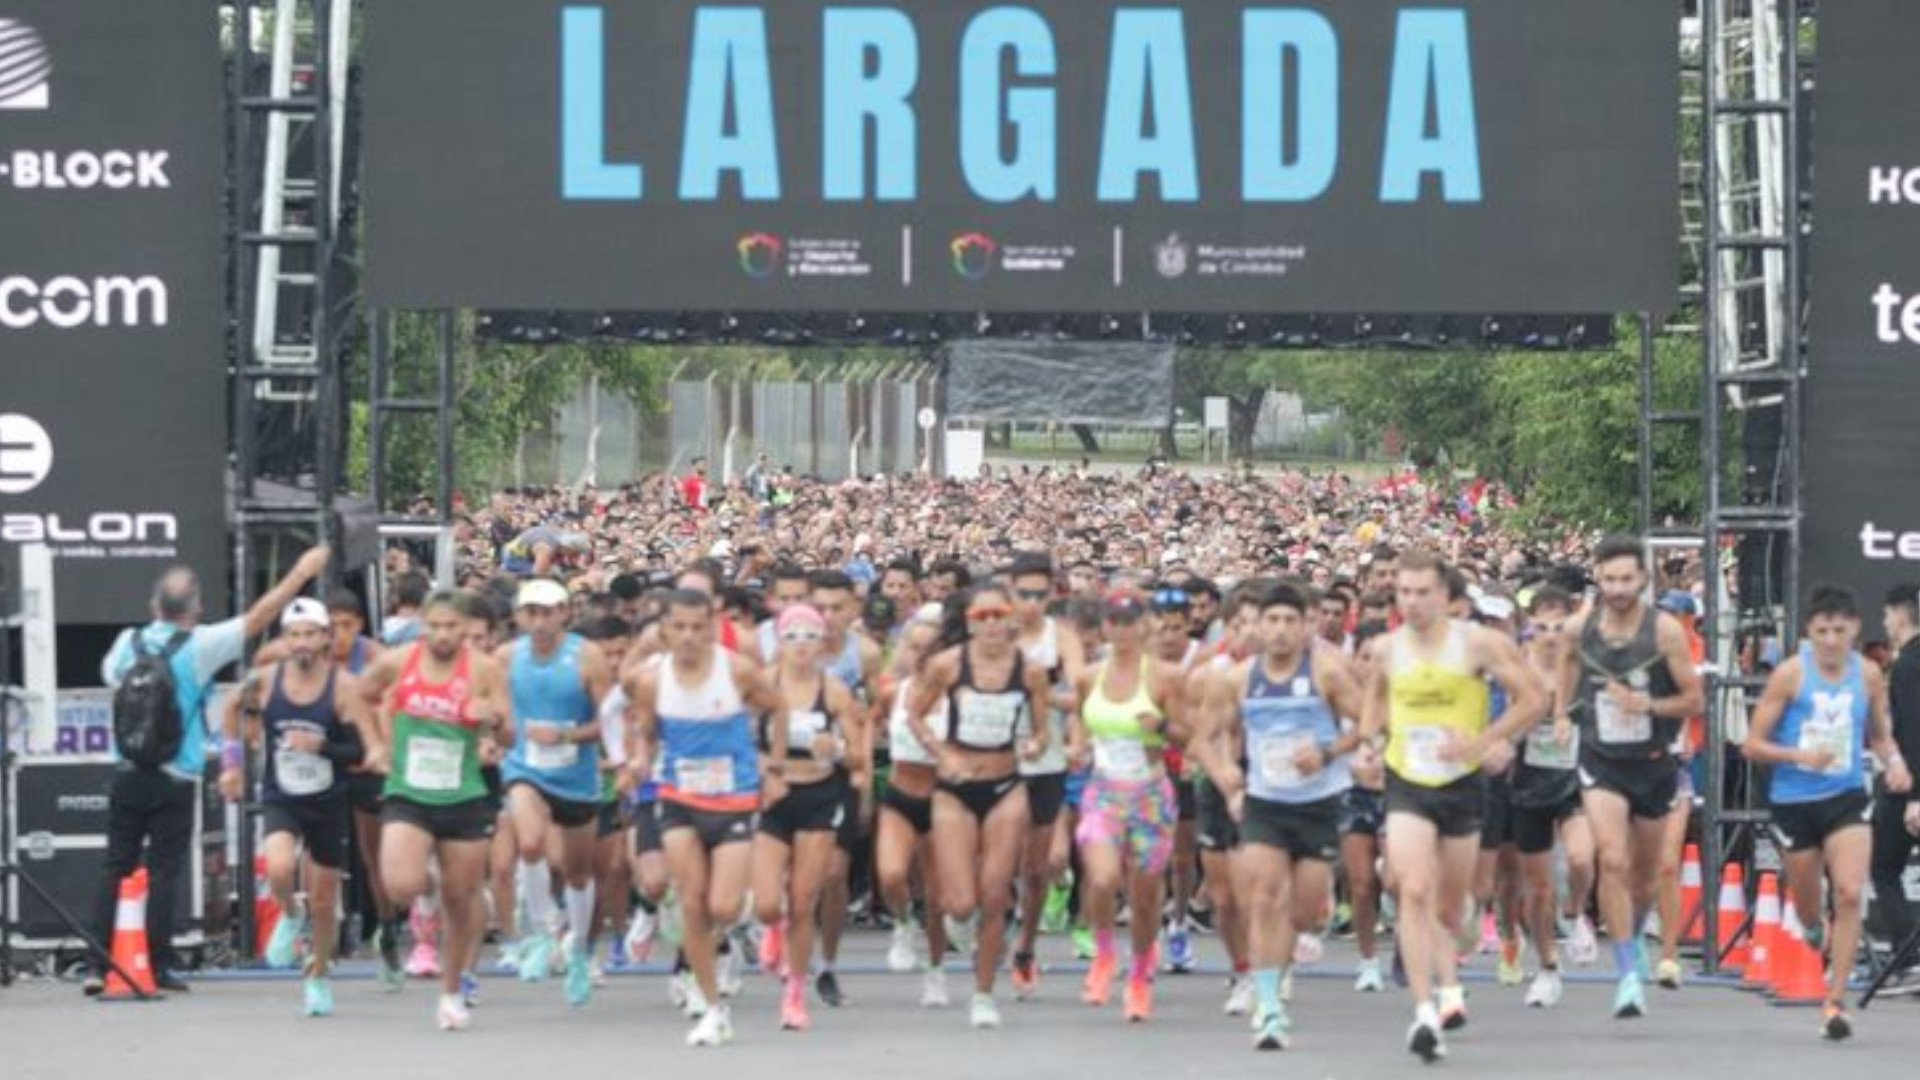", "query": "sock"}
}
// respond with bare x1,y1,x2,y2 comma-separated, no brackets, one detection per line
1253,969,1282,1015
565,883,596,952
1613,940,1636,975
1095,928,1116,960
1233,960,1251,975
523,861,556,936
1415,1000,1440,1028
1130,951,1154,982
